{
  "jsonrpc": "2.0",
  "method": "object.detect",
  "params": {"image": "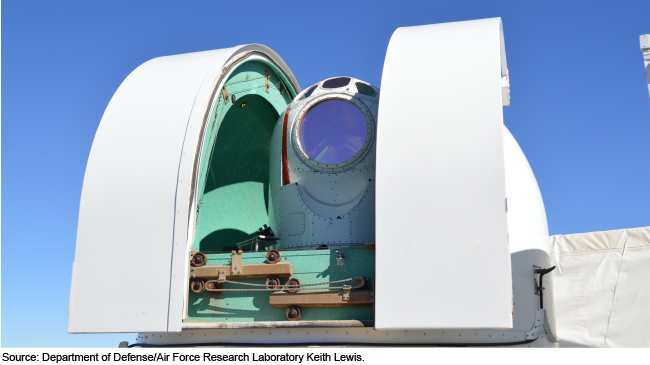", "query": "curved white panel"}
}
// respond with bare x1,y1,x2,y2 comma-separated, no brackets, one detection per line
375,18,513,329
69,45,299,333
503,126,555,333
